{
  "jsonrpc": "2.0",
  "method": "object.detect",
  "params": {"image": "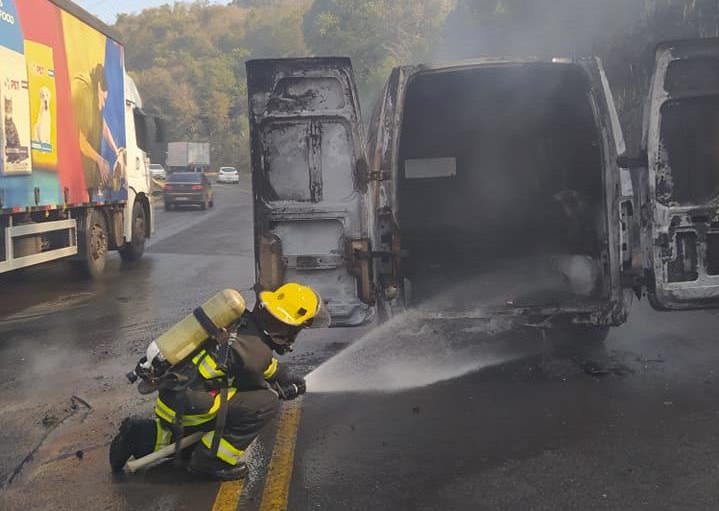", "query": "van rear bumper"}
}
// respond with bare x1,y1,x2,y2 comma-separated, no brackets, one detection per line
413,299,628,329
